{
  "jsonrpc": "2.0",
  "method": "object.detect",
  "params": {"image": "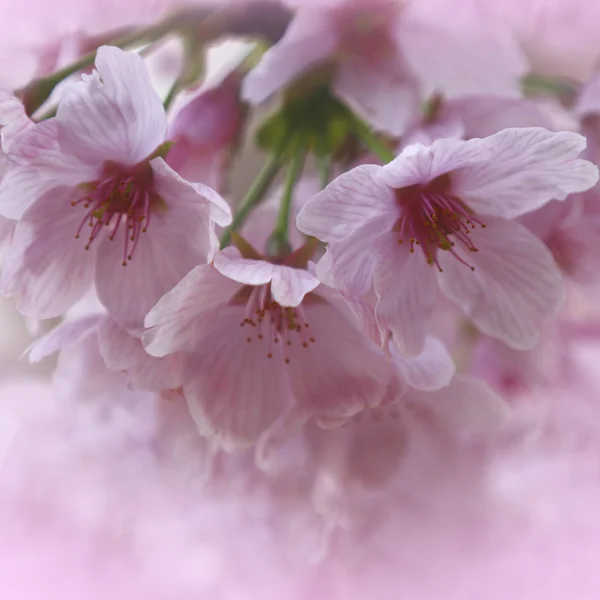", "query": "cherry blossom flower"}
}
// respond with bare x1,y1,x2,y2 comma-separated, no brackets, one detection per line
242,0,526,135
0,46,231,332
297,127,599,356
143,241,397,448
